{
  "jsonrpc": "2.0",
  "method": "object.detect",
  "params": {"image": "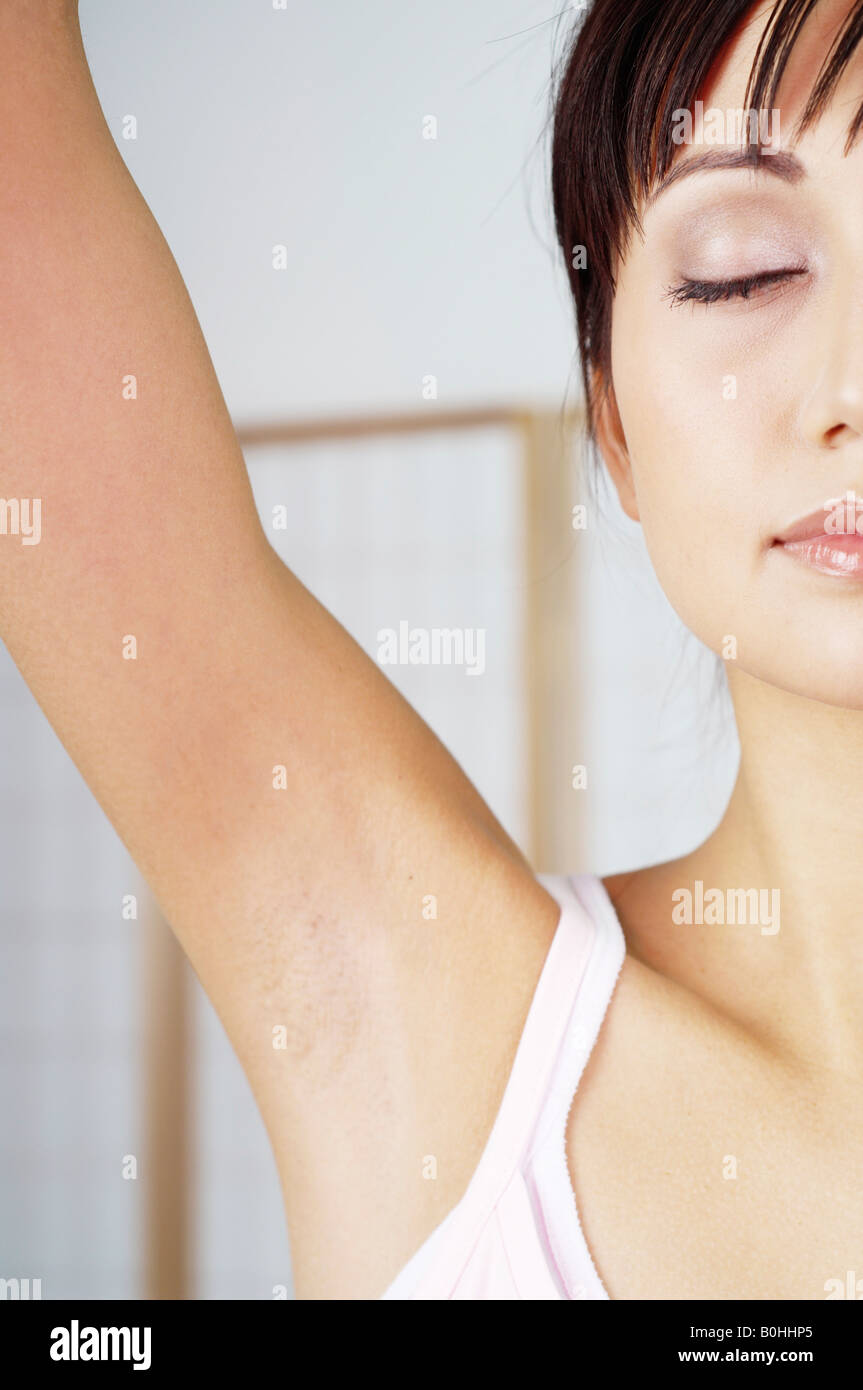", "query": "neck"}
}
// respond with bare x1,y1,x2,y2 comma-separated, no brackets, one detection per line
722,665,863,940
622,667,863,1076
